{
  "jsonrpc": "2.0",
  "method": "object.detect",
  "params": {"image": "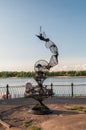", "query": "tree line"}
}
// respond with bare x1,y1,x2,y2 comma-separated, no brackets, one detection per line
0,70,86,78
